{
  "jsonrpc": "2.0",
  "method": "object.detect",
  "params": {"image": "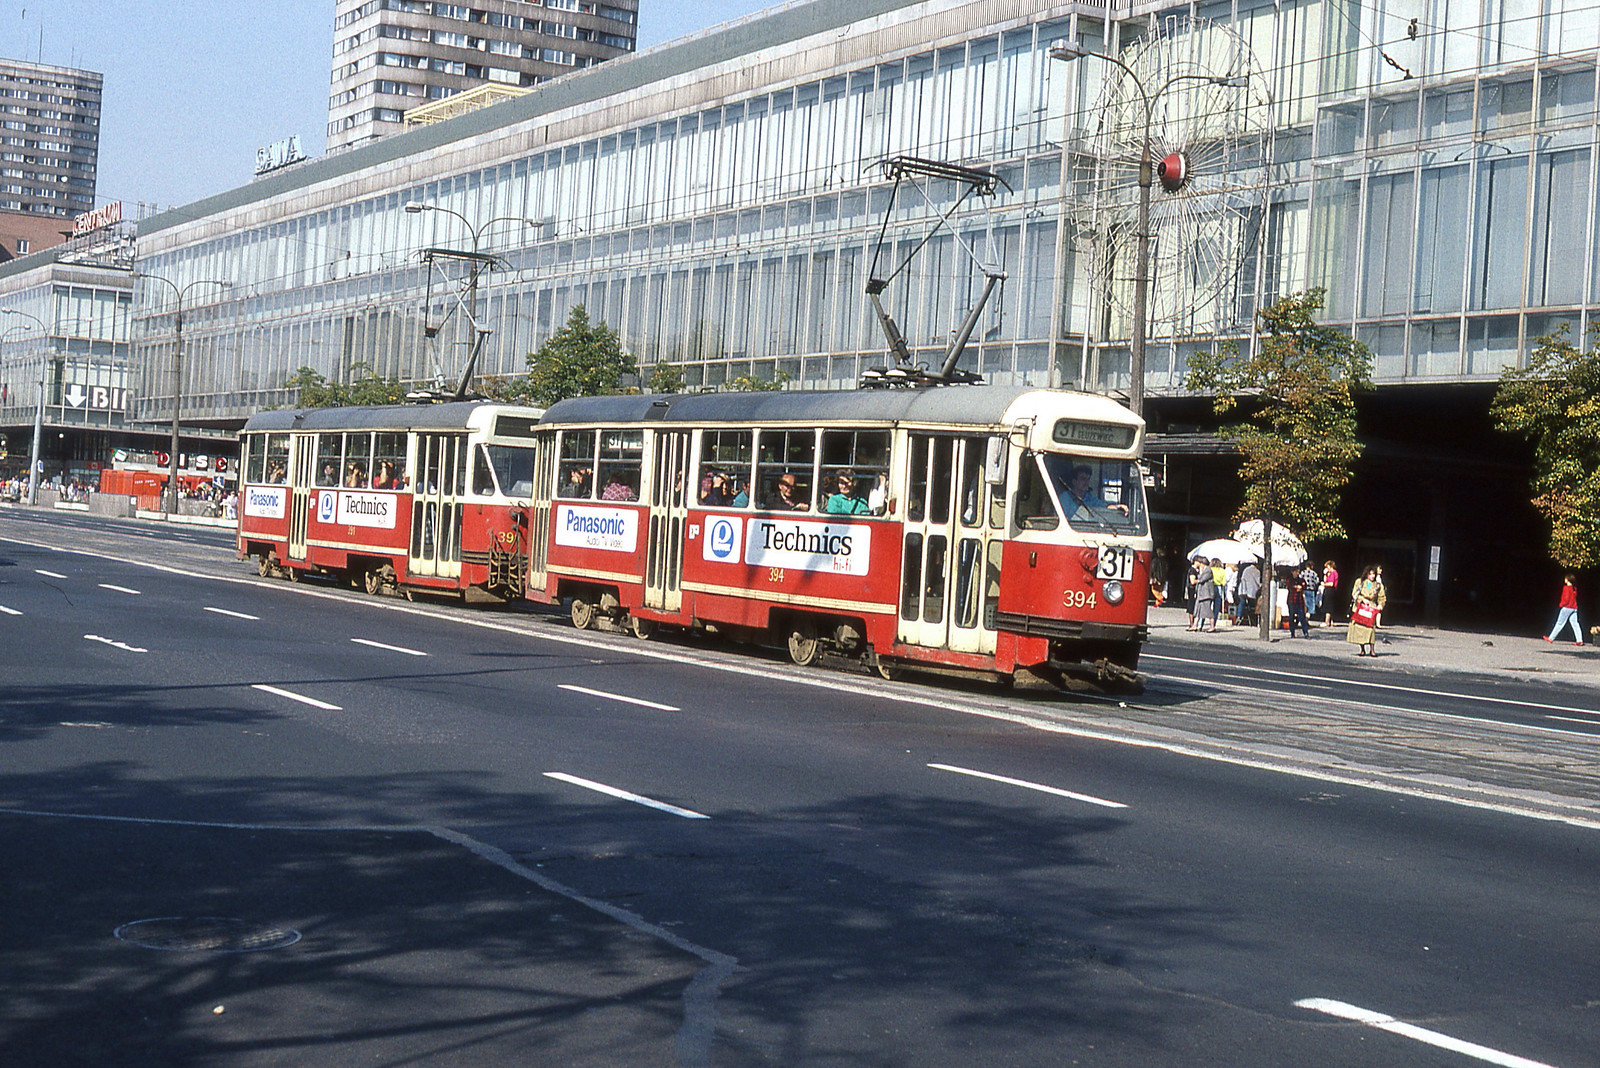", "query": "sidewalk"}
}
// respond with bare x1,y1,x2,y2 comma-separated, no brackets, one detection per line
1147,605,1600,689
